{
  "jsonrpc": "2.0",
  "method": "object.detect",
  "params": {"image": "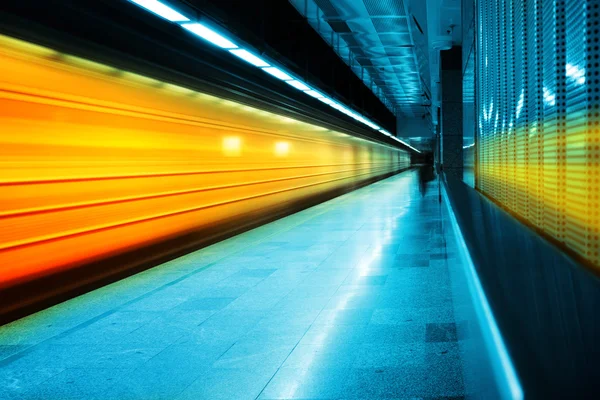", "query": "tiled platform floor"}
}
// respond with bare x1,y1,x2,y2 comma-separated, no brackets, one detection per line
0,170,464,400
